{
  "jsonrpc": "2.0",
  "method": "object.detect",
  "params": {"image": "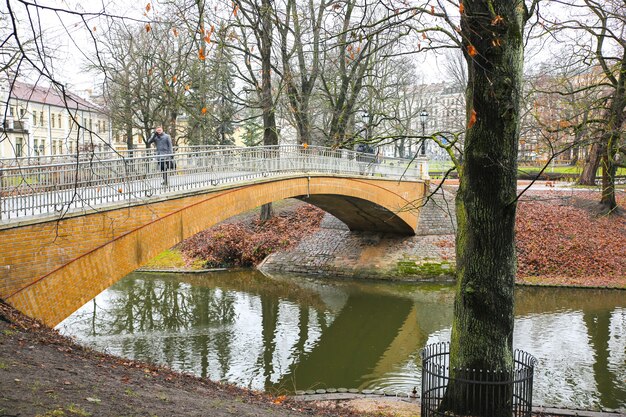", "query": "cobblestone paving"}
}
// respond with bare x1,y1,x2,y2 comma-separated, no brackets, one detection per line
261,188,457,280
415,187,456,235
